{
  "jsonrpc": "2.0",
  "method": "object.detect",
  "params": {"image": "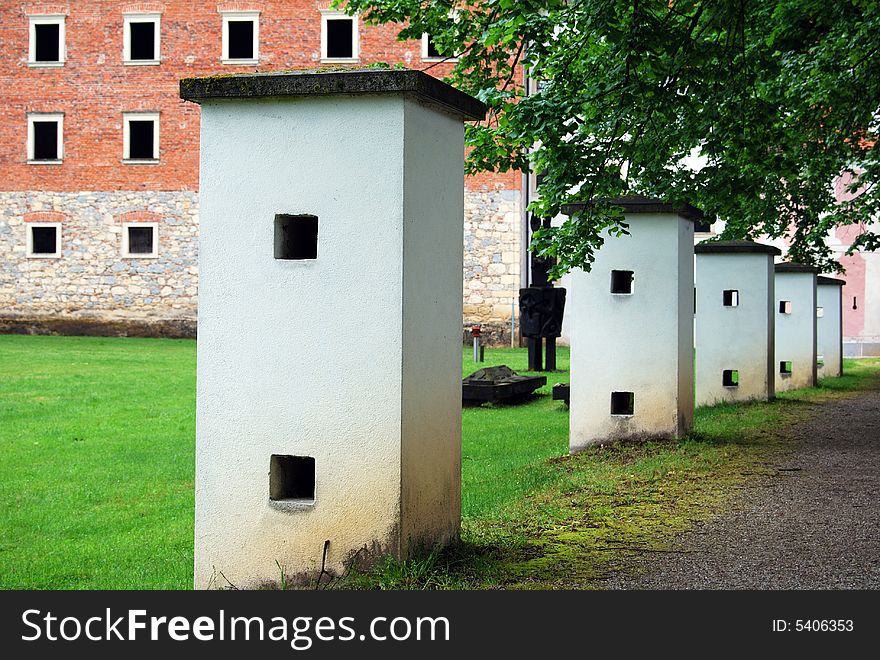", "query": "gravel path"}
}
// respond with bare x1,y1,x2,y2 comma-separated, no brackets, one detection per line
606,390,880,589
